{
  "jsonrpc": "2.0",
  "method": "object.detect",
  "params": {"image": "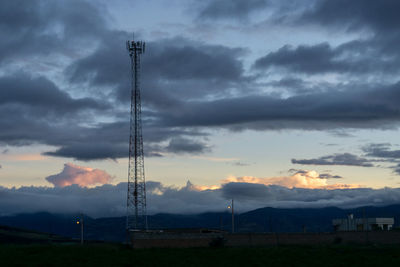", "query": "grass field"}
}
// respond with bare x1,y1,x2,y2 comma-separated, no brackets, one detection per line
1,243,400,266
